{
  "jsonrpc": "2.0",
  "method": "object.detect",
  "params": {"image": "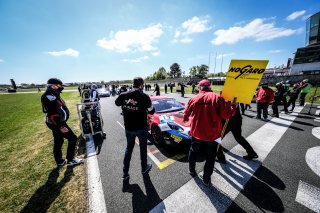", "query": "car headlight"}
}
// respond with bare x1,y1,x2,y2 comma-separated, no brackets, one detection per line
167,122,184,132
